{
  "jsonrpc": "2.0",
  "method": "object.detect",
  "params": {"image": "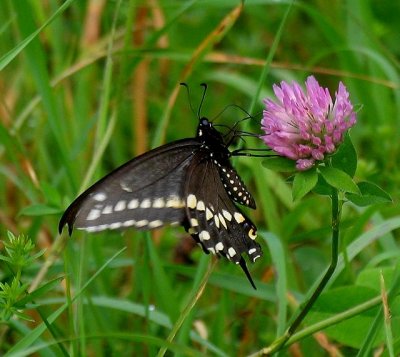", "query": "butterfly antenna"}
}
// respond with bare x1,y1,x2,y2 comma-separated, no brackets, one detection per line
213,104,250,123
180,82,196,118
198,83,208,119
239,257,257,289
